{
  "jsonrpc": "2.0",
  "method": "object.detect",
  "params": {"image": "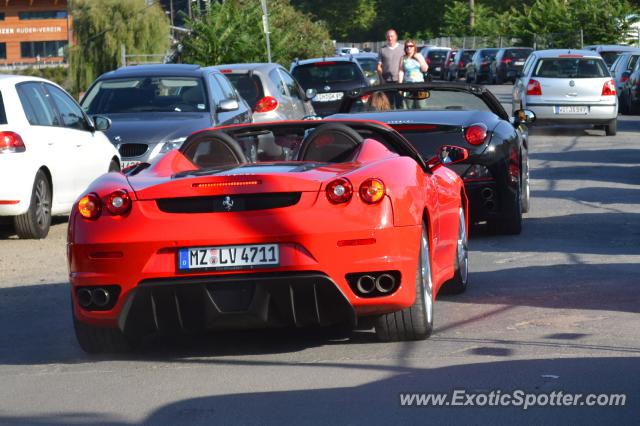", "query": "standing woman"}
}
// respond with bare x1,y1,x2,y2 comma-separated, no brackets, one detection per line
399,39,428,83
